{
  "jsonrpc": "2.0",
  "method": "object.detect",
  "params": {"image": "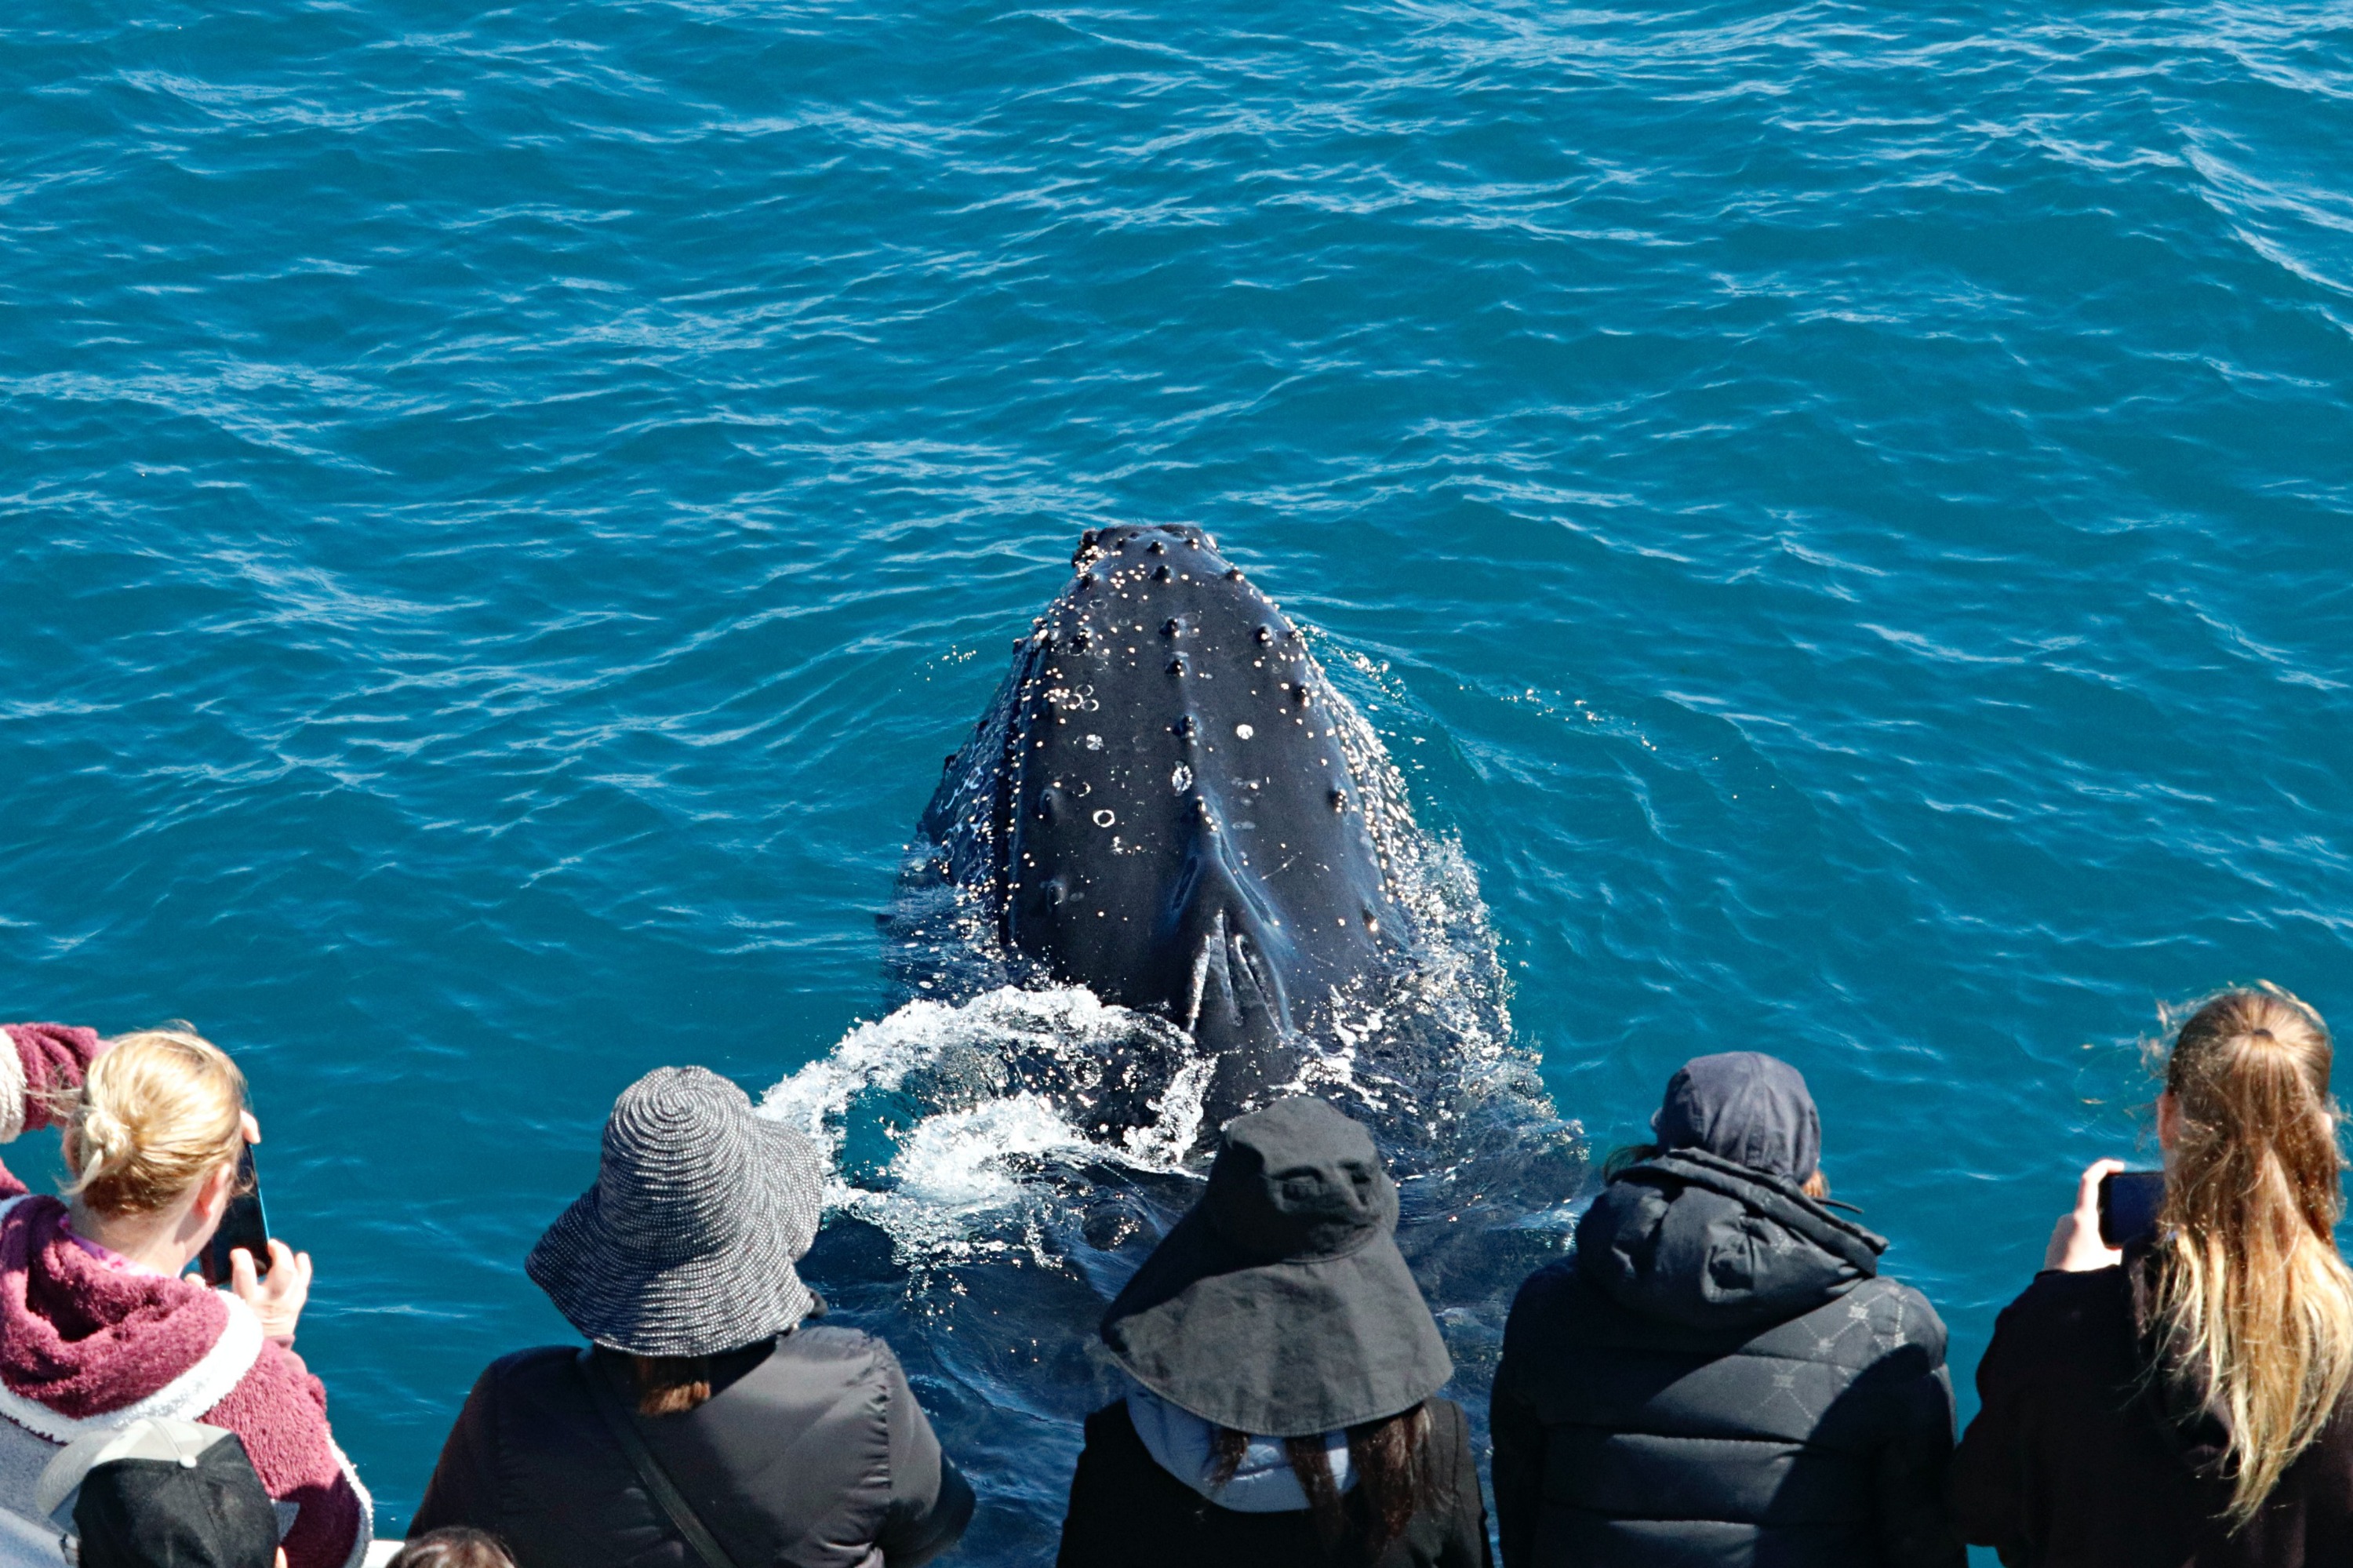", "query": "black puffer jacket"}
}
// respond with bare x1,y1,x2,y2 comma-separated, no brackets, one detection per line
1490,1150,1962,1568
409,1327,973,1568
